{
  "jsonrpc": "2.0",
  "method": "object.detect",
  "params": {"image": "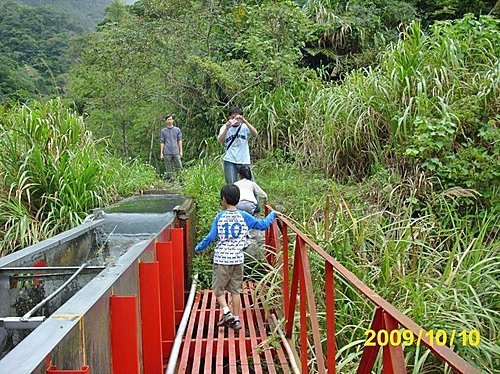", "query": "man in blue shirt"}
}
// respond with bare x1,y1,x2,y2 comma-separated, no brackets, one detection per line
217,107,259,184
195,184,277,331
